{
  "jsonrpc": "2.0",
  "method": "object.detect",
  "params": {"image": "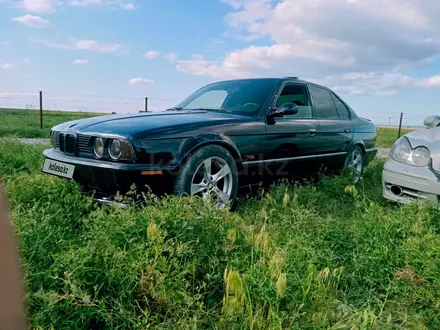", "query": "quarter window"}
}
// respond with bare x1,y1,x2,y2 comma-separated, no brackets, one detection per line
309,85,339,120
331,93,350,120
275,84,313,118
